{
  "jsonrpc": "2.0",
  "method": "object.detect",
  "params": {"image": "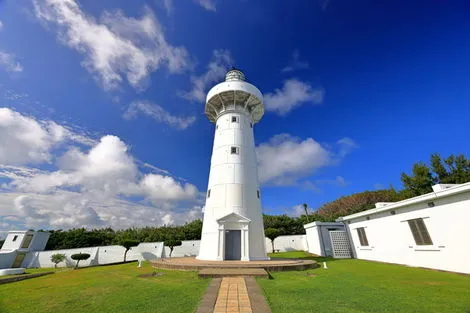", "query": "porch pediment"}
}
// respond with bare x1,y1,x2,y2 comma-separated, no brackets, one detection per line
216,212,251,224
